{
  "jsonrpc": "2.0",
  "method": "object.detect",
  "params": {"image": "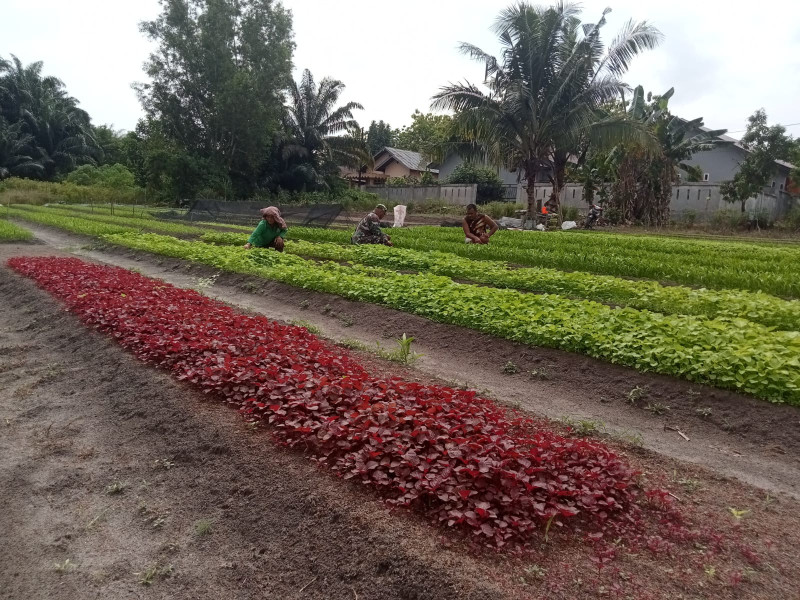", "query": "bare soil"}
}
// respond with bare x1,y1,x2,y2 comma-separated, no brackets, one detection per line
3,227,800,599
